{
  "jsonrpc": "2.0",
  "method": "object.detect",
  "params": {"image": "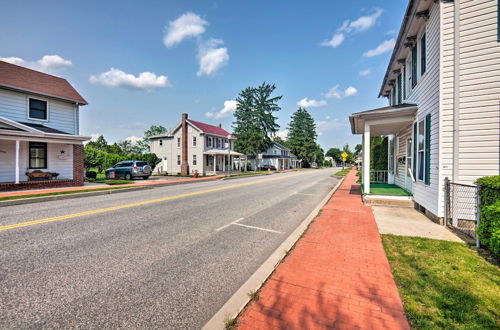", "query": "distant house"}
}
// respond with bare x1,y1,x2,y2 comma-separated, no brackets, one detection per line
0,61,89,191
150,113,243,175
349,0,499,220
248,142,301,170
